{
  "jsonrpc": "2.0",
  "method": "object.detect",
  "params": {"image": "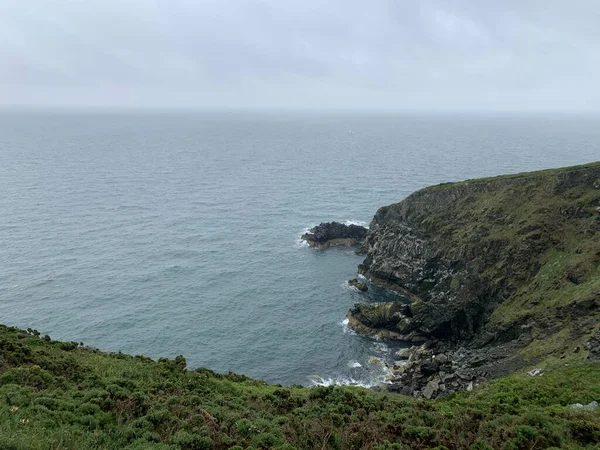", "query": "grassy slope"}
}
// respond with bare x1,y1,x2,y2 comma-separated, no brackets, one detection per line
404,162,600,358
1,325,600,450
